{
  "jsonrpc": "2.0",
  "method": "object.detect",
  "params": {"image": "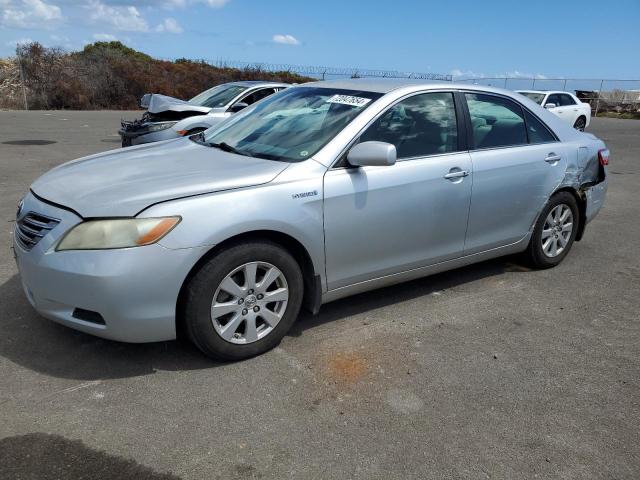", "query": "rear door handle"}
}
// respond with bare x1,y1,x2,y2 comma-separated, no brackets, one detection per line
444,169,469,180
544,153,561,163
